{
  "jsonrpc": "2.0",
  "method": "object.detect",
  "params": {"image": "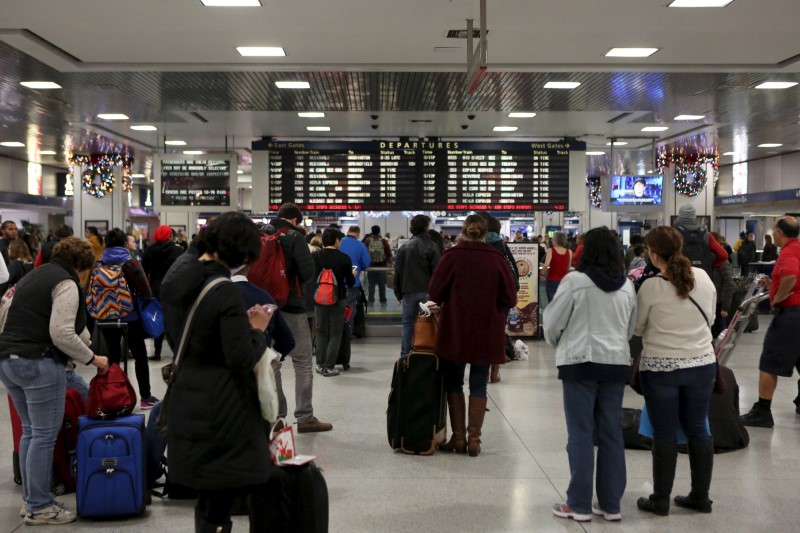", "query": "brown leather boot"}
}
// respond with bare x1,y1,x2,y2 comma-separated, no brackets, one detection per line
467,396,487,457
489,364,501,383
439,393,467,453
